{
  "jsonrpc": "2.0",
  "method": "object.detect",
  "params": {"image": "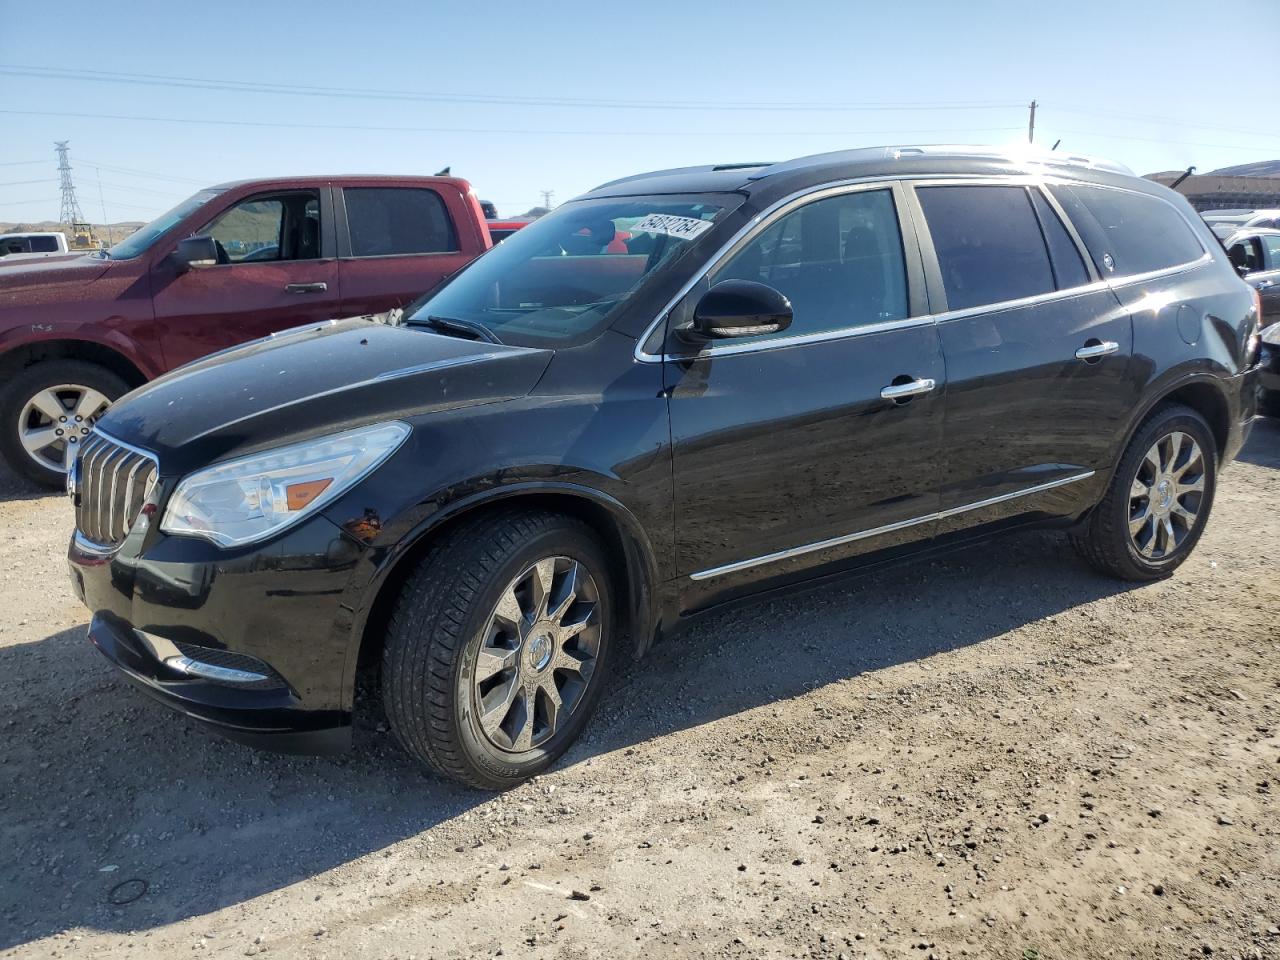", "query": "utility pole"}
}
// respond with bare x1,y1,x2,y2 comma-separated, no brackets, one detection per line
96,168,113,245
1027,100,1037,144
55,141,85,225
540,189,555,210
